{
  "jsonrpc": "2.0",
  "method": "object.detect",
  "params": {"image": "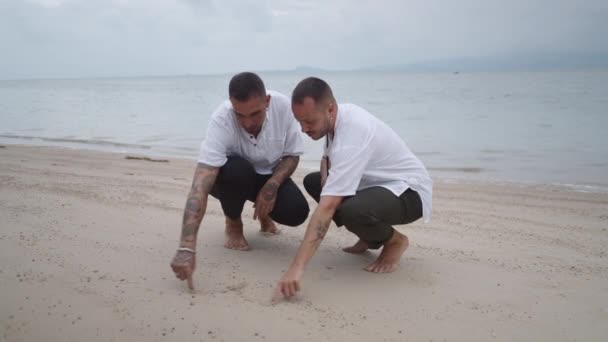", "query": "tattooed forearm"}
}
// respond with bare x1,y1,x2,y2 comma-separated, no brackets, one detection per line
181,222,198,243
312,216,332,244
288,197,342,270
190,163,218,193
259,156,298,204
186,196,202,213
270,156,299,184
261,181,279,201
182,195,203,225
179,163,219,246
